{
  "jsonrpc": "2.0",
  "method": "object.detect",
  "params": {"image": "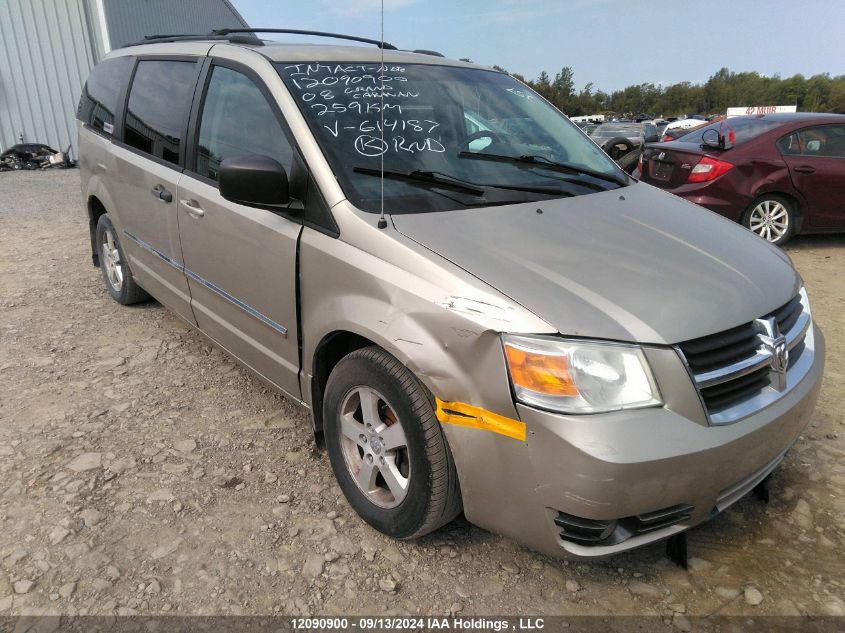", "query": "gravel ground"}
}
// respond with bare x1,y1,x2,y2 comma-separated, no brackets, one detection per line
1,169,844,620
